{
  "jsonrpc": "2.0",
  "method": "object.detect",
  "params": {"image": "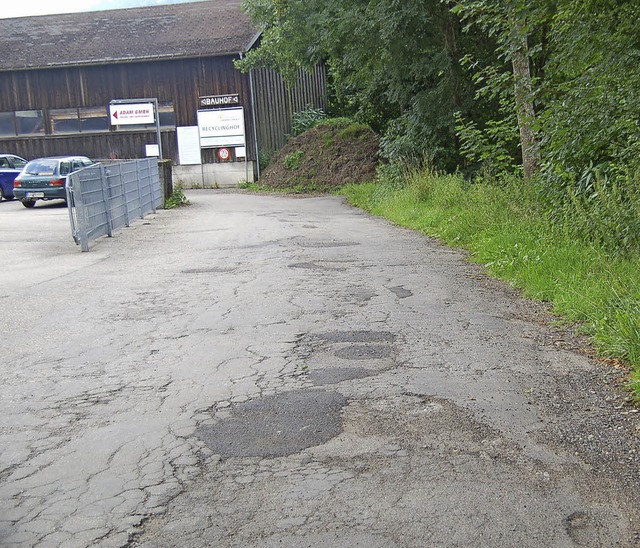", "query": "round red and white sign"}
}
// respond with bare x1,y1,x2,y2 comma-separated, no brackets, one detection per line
217,147,231,161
